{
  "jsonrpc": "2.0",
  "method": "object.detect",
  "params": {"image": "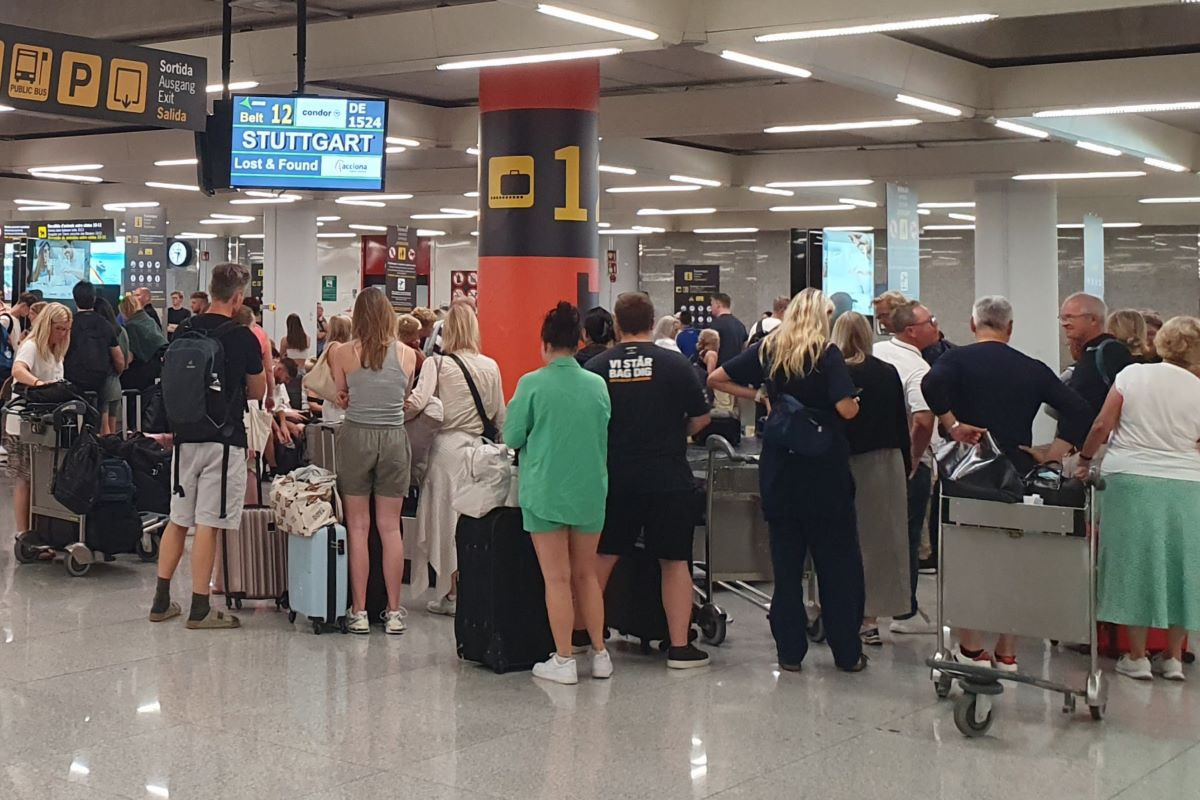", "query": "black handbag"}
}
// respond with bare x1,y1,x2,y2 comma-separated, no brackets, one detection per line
935,433,1024,504
1023,463,1087,508
22,380,86,406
